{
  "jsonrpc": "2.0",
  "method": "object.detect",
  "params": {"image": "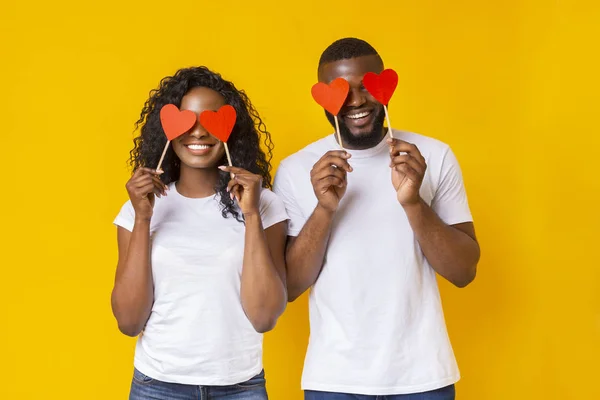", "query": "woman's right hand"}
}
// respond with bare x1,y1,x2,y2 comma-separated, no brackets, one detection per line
125,168,168,221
